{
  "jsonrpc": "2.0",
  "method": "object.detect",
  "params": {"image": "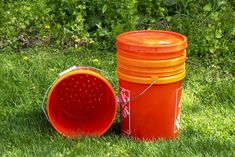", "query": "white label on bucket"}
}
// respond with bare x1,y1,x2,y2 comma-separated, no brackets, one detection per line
174,87,182,133
120,87,131,135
